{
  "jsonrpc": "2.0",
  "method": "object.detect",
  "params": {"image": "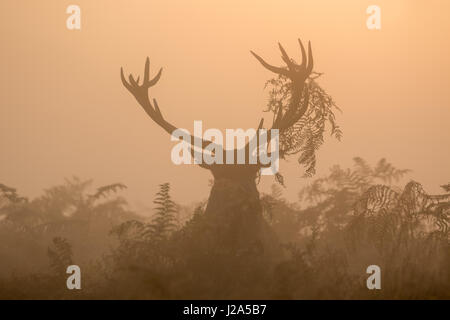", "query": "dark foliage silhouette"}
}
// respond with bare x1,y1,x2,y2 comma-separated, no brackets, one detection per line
0,157,448,299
